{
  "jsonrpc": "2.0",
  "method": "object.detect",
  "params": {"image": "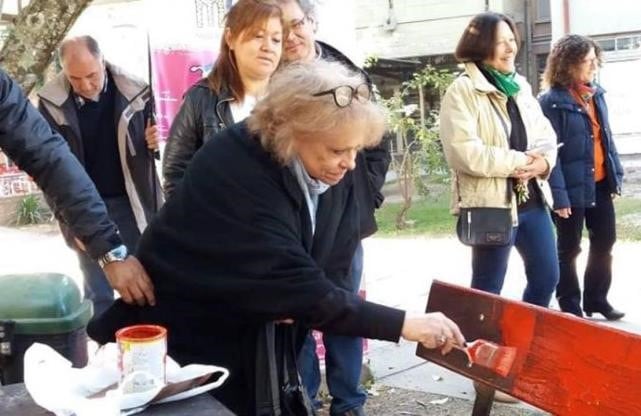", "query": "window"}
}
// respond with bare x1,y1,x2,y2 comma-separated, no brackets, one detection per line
536,0,551,21
597,35,641,54
616,35,641,51
598,39,616,52
536,53,549,74
534,53,549,93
